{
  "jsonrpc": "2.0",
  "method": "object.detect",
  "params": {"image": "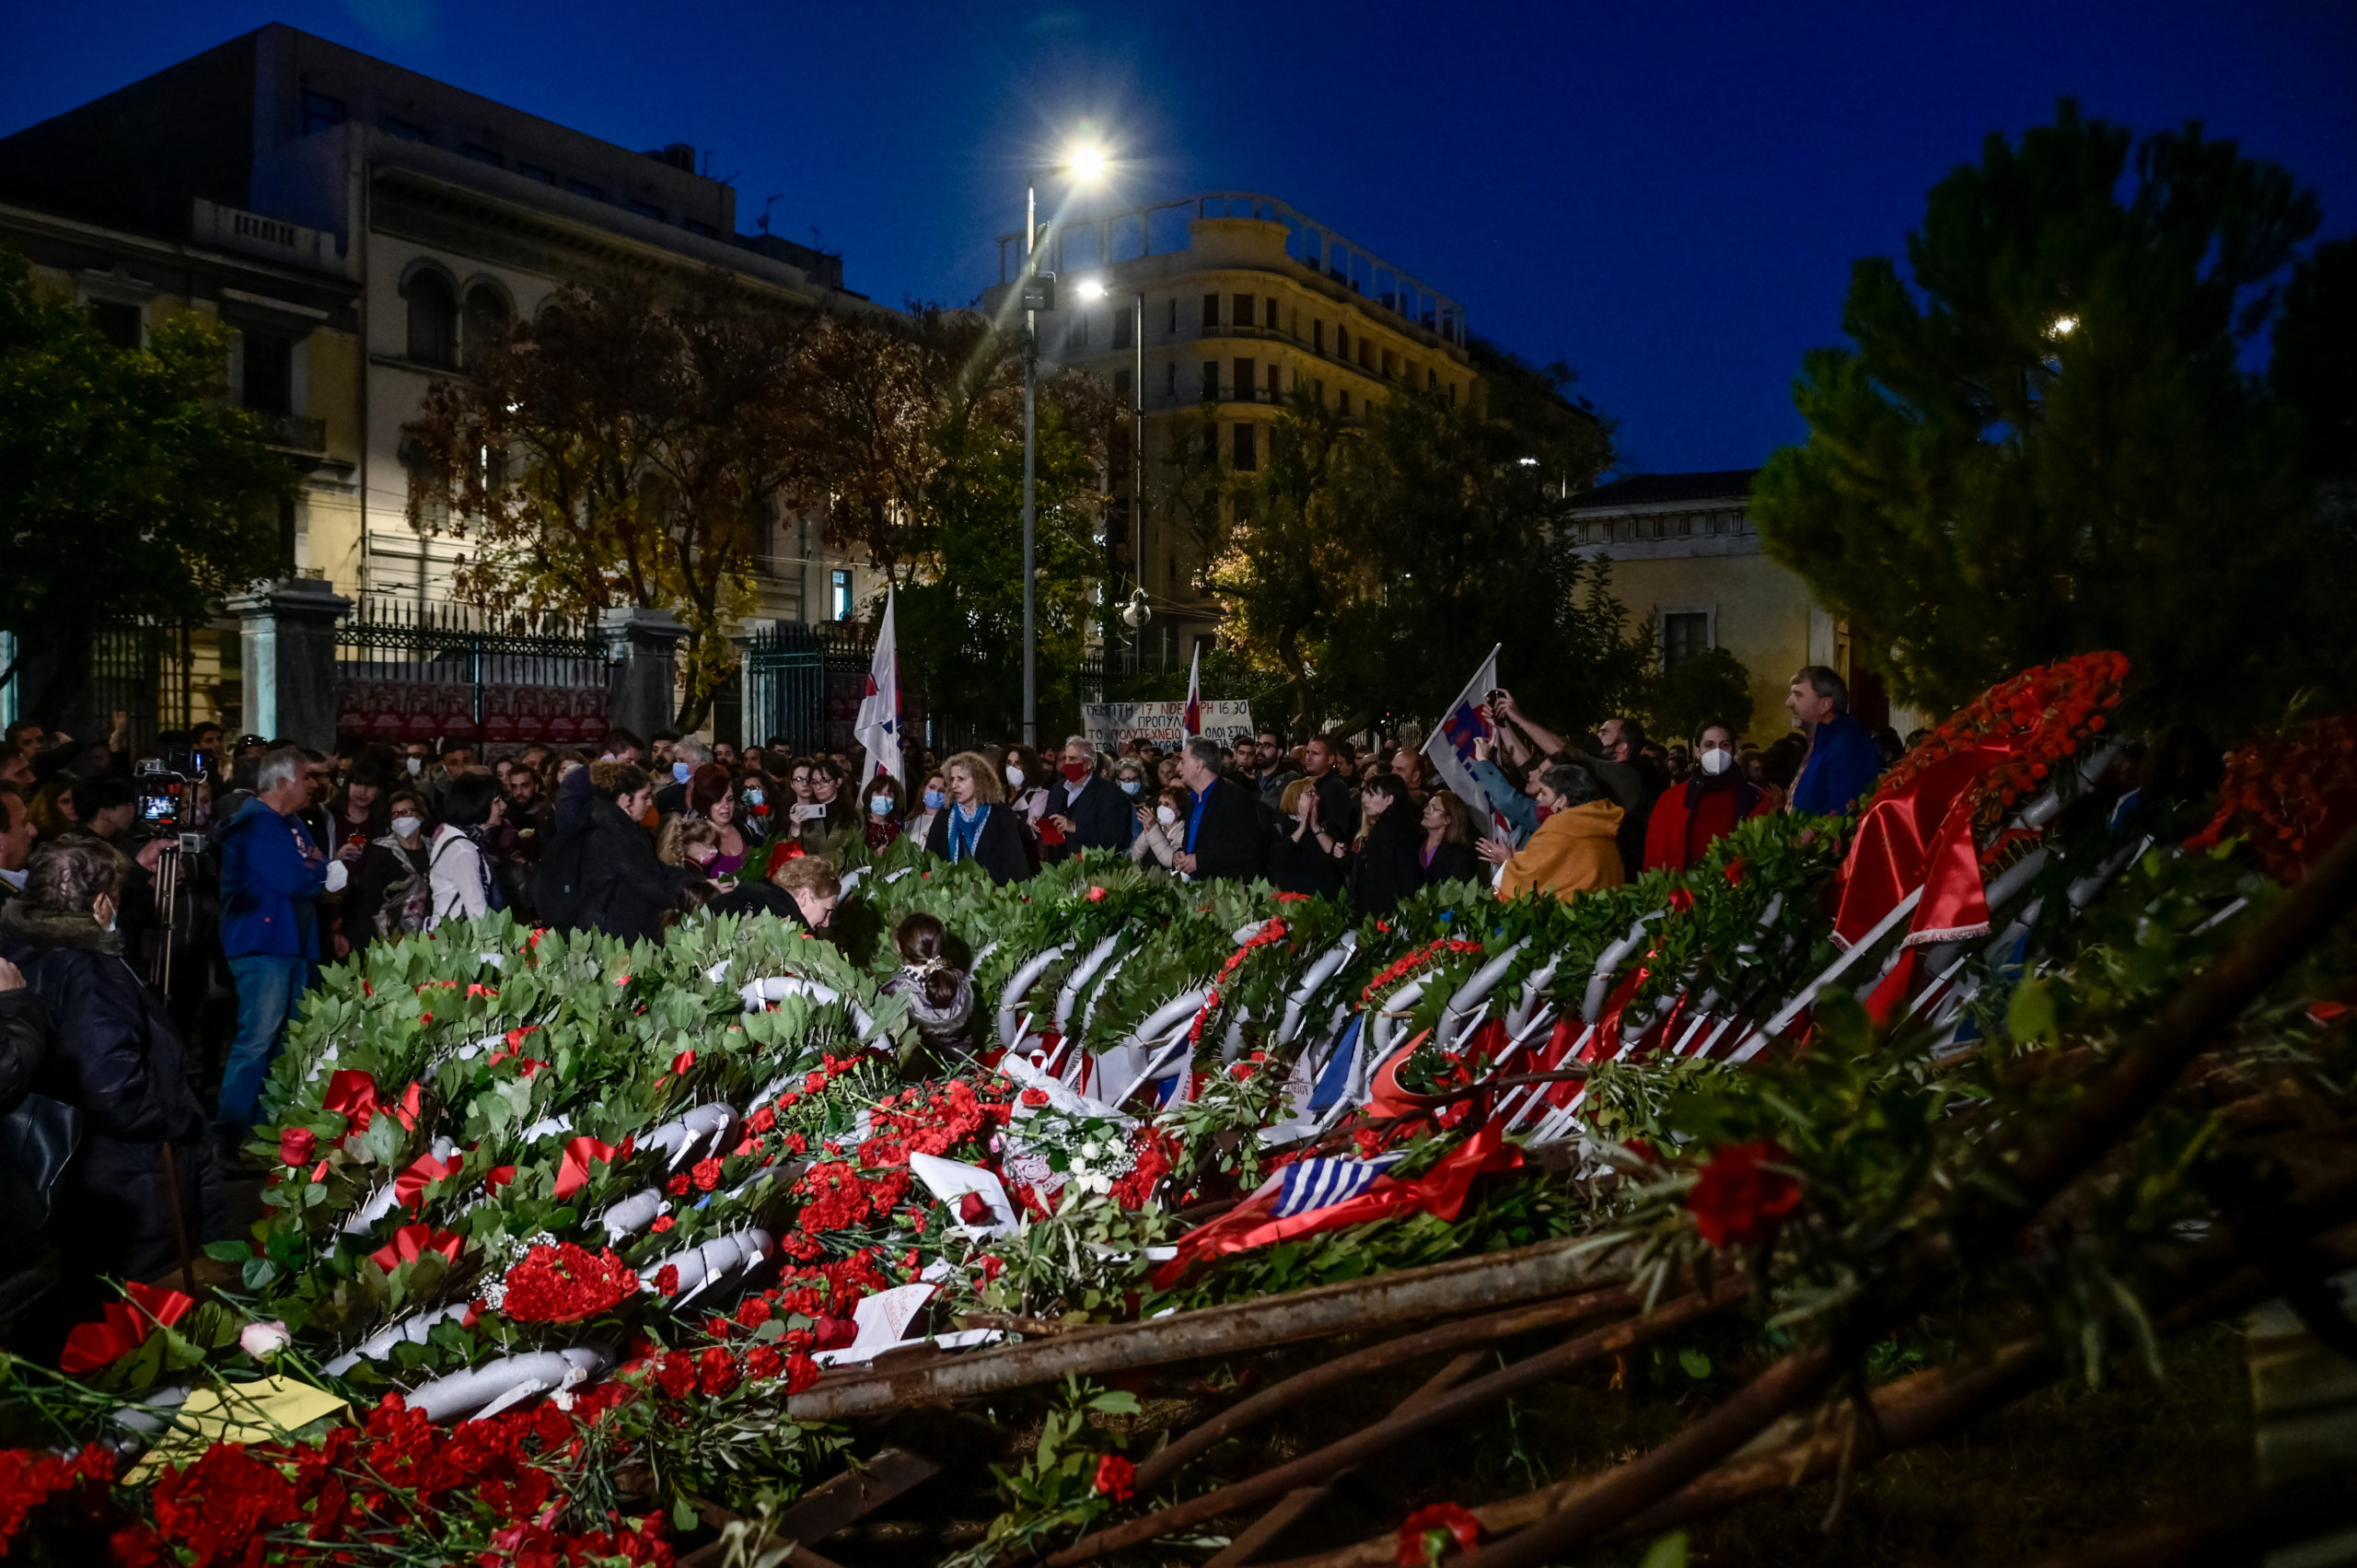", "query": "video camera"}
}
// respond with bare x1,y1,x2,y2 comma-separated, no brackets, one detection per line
134,760,200,848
